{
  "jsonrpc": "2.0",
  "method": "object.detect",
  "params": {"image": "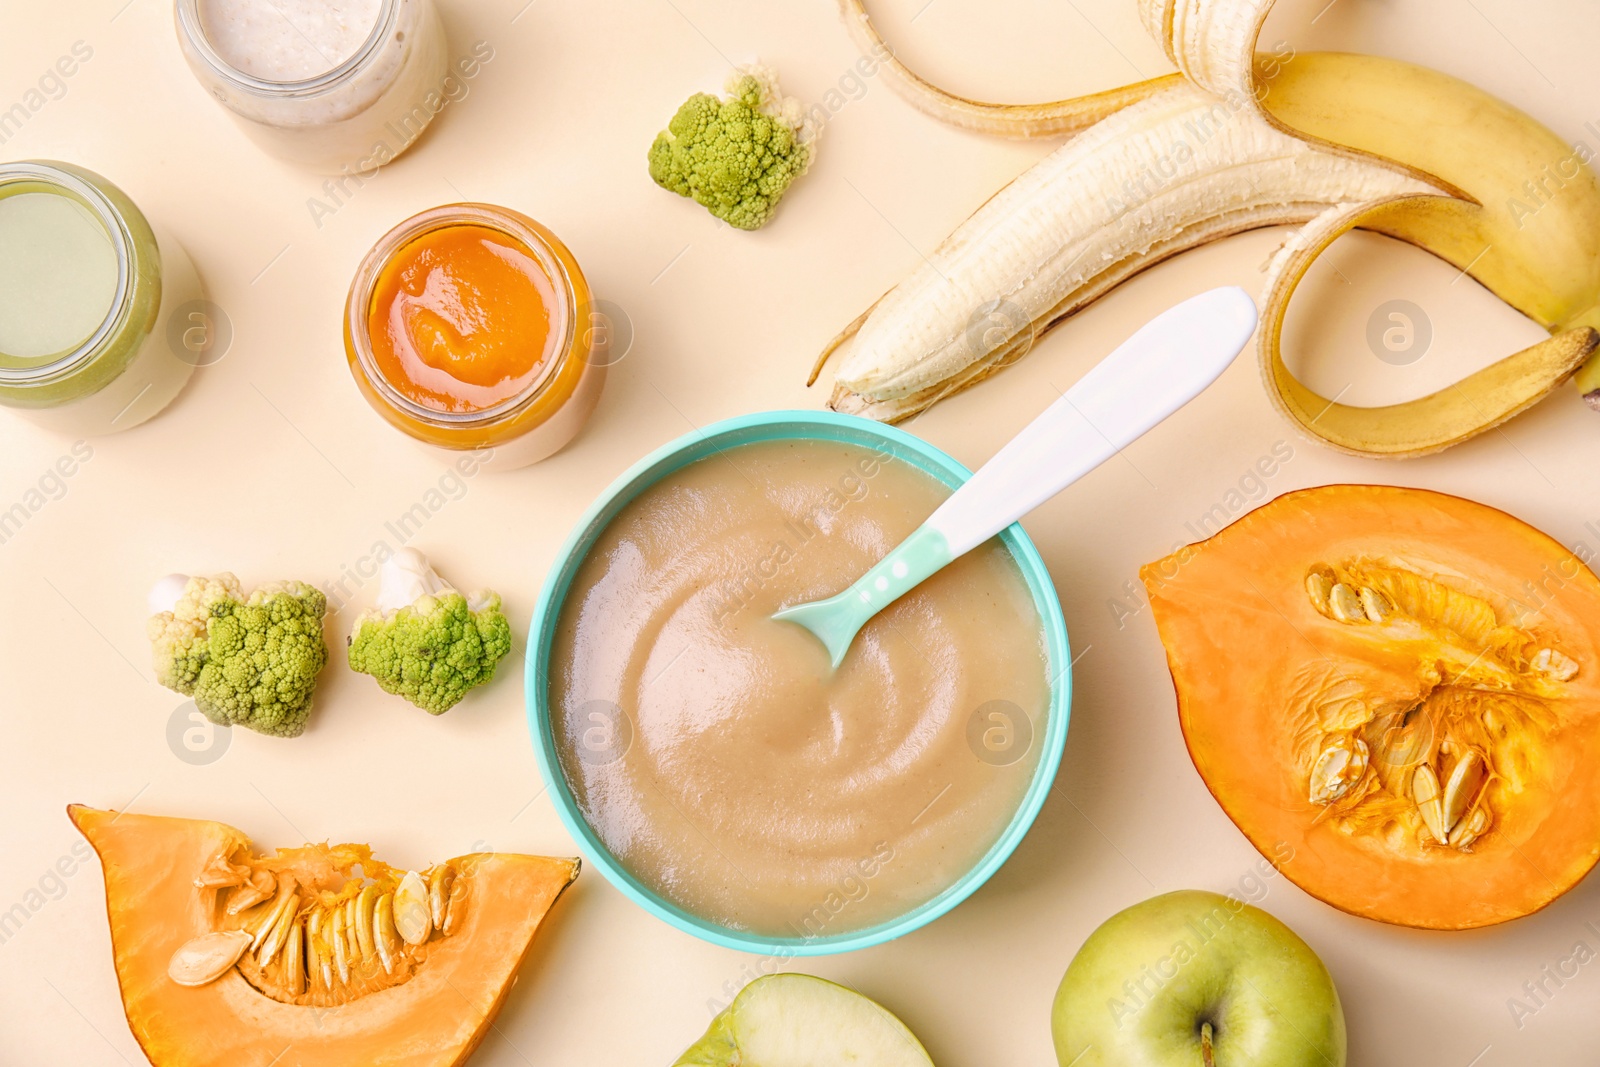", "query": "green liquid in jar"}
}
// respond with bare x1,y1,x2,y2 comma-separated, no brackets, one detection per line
0,189,119,366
